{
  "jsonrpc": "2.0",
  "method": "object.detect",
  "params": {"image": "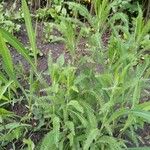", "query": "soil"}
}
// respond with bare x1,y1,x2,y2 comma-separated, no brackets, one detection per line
11,23,66,72
139,124,150,146
11,102,28,117
12,22,110,72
